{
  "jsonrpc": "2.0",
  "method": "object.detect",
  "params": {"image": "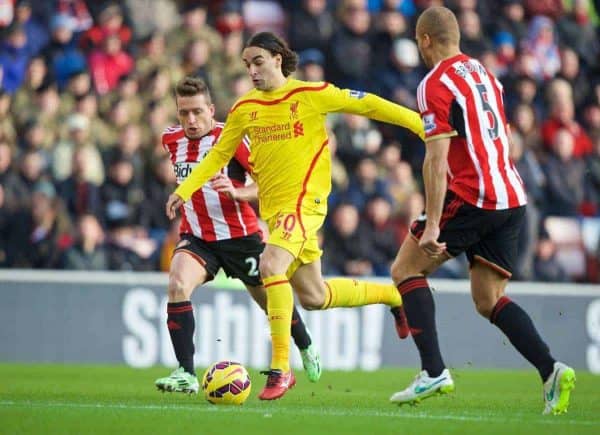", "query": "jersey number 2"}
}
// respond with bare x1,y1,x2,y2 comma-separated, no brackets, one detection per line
245,257,259,276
